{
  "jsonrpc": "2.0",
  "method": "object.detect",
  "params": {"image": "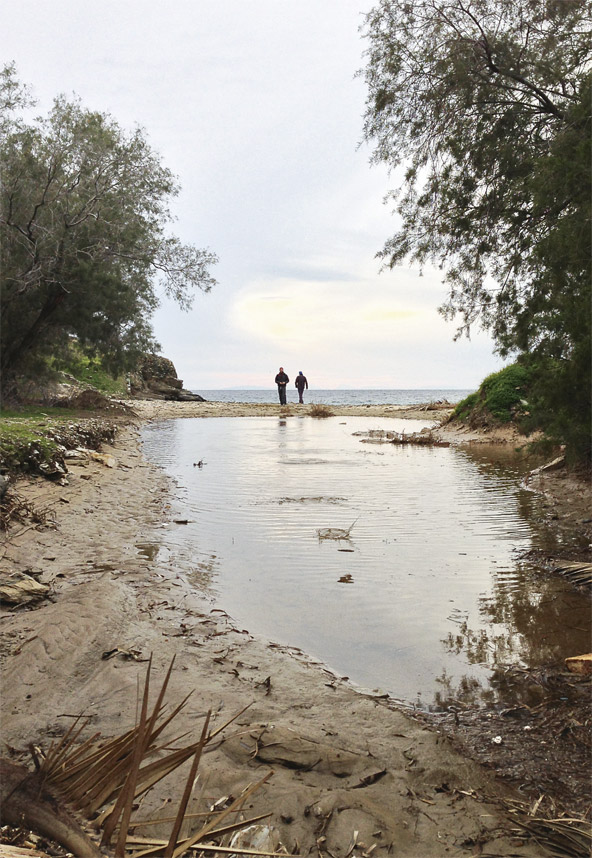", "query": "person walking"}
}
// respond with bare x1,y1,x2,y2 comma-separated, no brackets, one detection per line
295,371,308,404
275,367,289,404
